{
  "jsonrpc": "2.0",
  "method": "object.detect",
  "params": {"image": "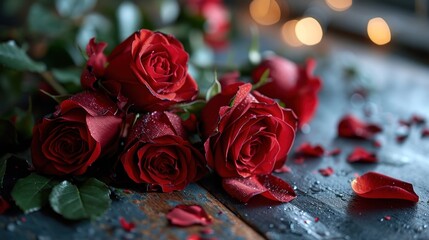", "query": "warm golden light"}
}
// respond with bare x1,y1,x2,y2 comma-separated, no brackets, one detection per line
325,0,352,11
281,20,302,47
367,17,391,45
295,17,323,46
249,0,281,26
